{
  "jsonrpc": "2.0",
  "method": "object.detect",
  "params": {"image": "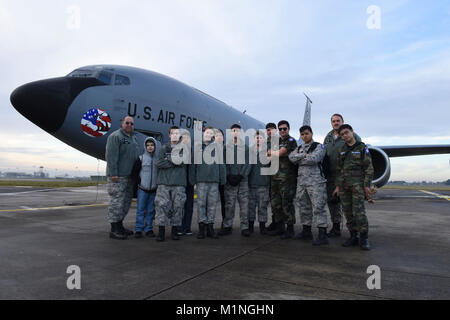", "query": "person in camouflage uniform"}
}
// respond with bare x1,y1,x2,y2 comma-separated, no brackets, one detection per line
248,130,271,235
333,124,374,250
154,126,187,242
289,126,329,245
268,120,298,239
219,124,252,237
105,116,140,240
190,126,226,239
323,114,361,237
